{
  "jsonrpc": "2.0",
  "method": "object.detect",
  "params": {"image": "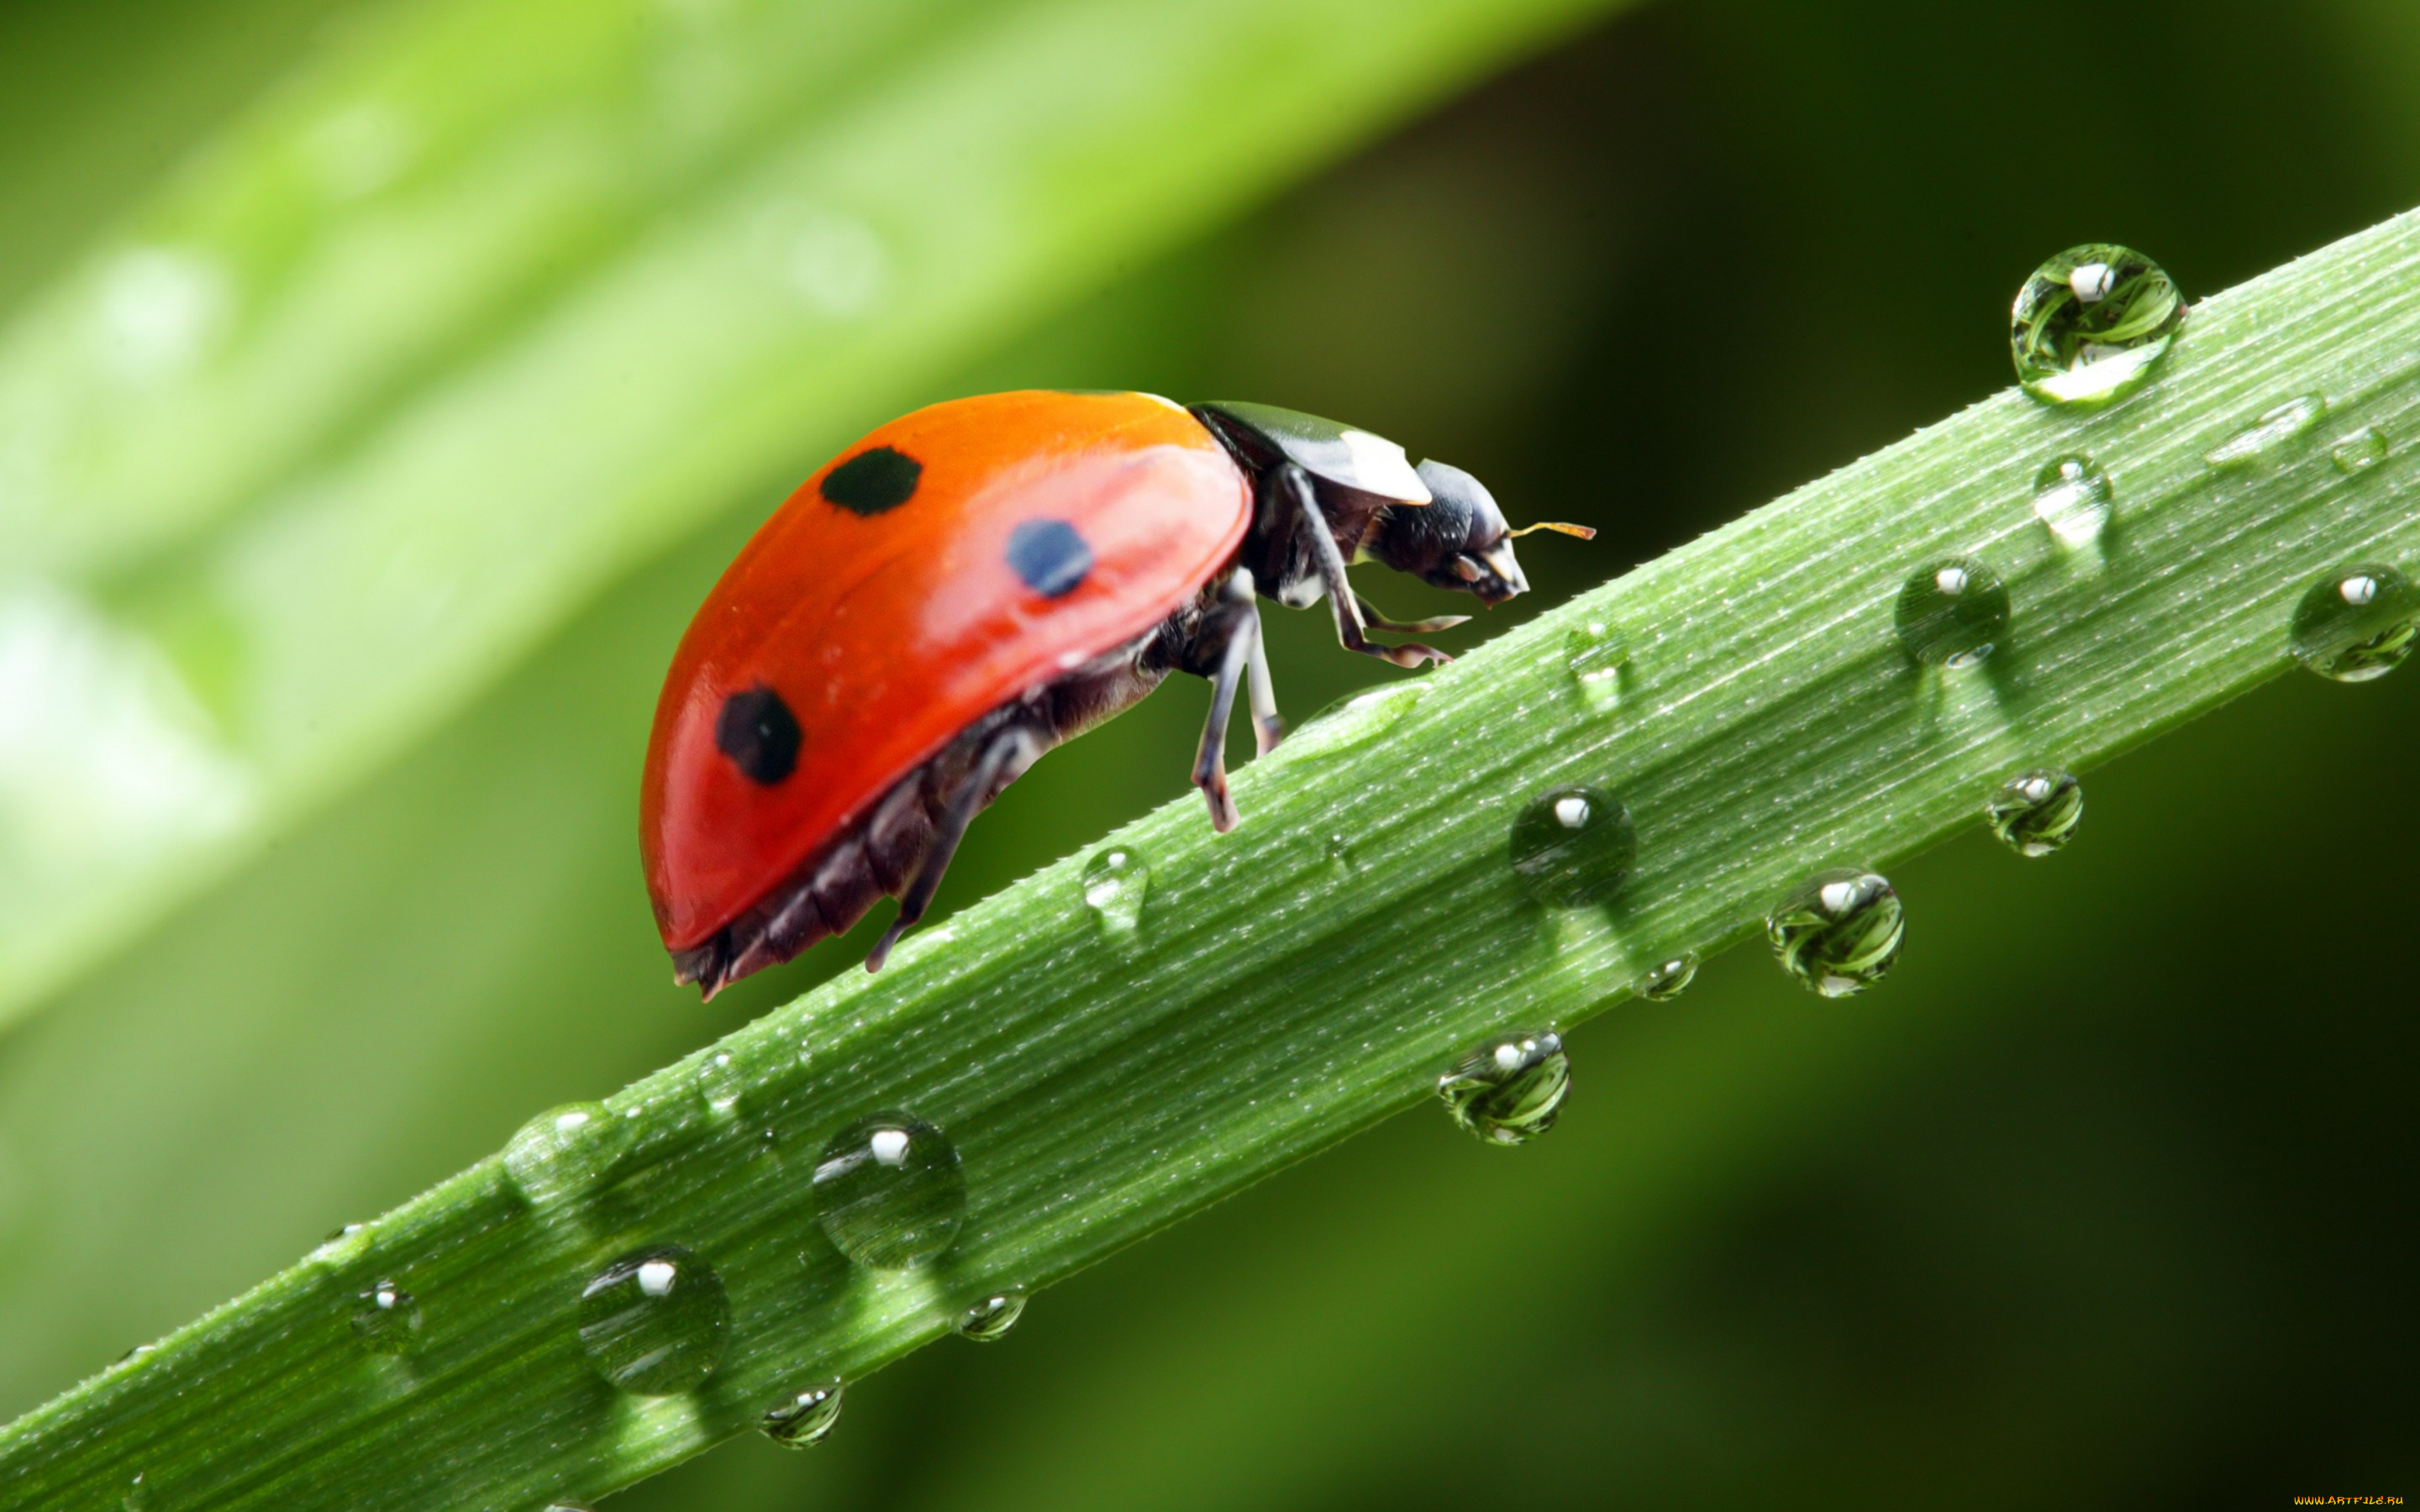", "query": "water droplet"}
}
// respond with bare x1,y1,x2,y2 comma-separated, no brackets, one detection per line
1437,1031,1569,1145
1894,556,2009,669
1986,769,2083,857
1563,620,1629,709
762,1381,844,1448
813,1113,966,1269
958,1289,1028,1342
350,1279,423,1356
1323,832,1359,871
2031,455,2112,547
2010,244,2184,404
124,1473,150,1510
1765,869,1905,997
2331,426,2389,475
1634,954,1699,1001
577,1245,729,1394
2204,395,2325,469
1280,684,1424,759
503,1103,627,1205
1508,786,1636,908
697,1052,743,1117
1080,847,1150,937
2290,564,2420,682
